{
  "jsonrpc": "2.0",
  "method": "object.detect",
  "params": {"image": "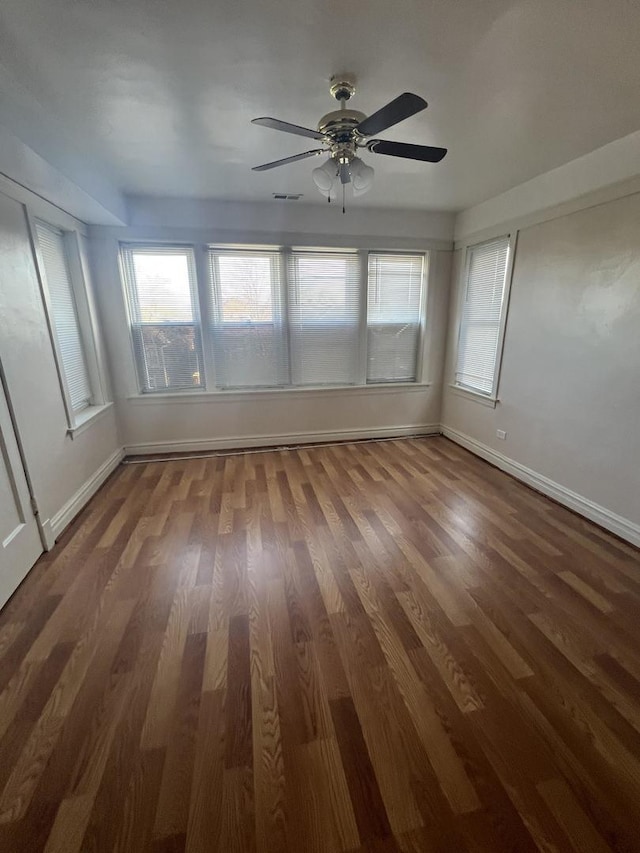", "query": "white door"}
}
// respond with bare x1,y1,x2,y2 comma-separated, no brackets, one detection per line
0,368,42,609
